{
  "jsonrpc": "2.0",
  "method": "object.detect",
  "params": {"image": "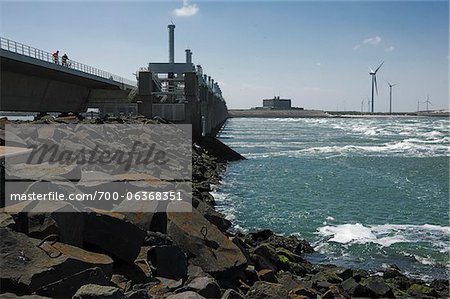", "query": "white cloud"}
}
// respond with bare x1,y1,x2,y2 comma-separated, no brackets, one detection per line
363,36,382,45
385,46,395,52
316,62,322,67
353,44,361,50
173,0,199,17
